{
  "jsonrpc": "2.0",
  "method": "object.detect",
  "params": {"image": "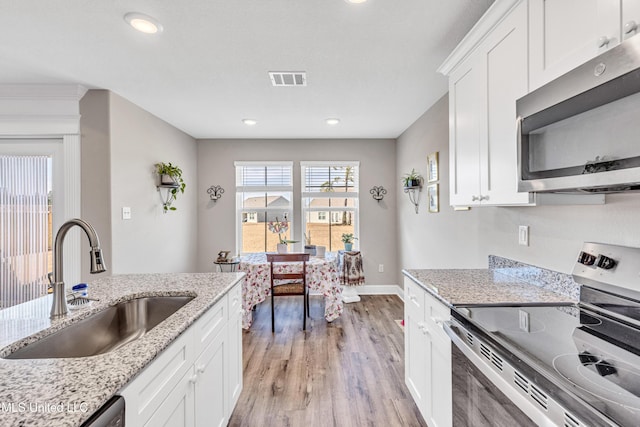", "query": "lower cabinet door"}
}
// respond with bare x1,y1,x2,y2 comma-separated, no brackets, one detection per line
144,368,195,427
195,326,227,427
405,308,430,411
430,332,452,427
227,309,243,416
